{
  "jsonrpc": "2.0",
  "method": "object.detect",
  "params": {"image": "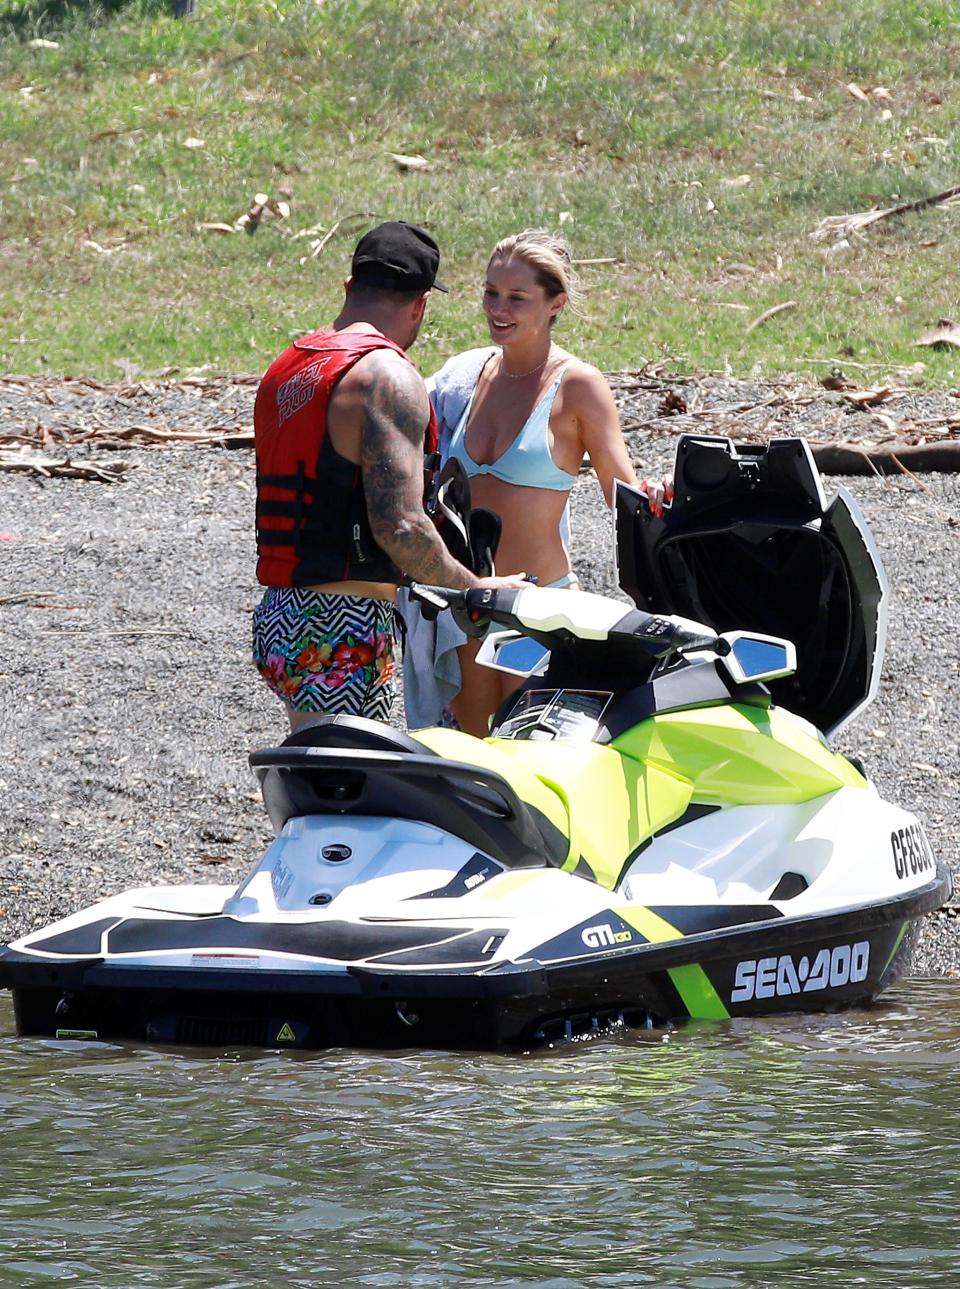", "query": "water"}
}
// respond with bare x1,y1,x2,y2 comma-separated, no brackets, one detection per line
2,981,960,1289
